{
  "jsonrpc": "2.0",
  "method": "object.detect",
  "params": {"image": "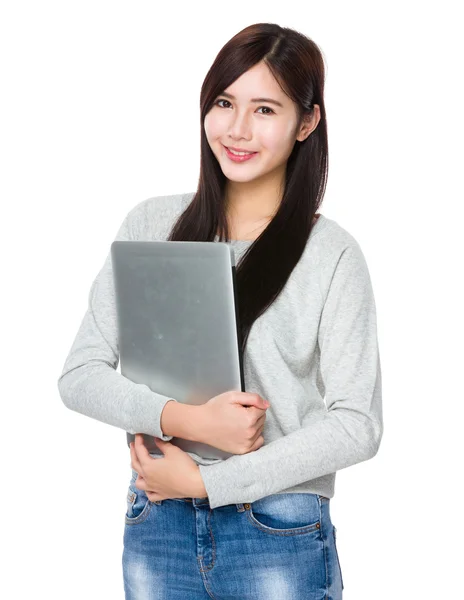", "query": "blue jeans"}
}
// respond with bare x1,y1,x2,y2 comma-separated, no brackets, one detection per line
122,469,344,599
